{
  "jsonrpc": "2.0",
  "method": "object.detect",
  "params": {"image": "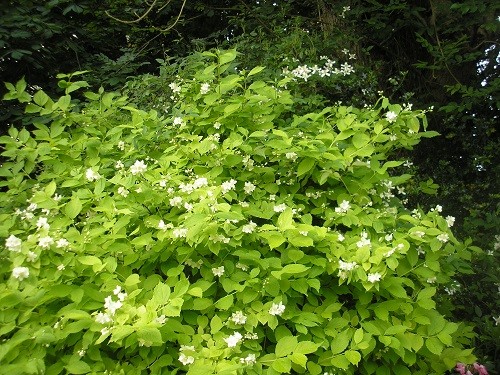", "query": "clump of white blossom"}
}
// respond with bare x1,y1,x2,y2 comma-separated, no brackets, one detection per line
269,302,286,316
